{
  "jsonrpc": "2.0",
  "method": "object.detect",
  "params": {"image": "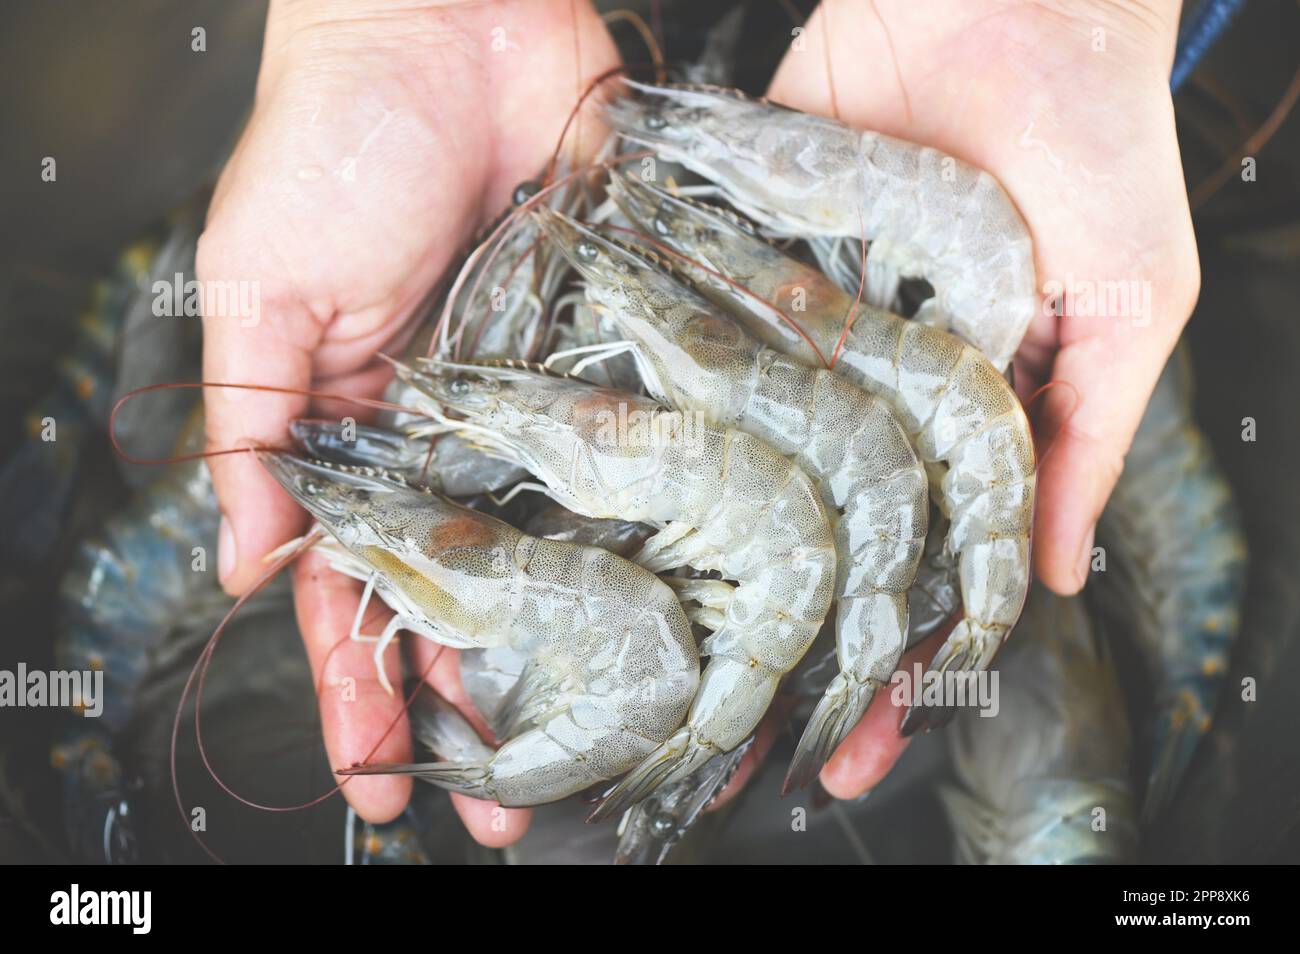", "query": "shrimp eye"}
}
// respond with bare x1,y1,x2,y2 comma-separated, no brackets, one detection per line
645,112,668,131
652,211,675,236
651,812,675,836
512,179,541,206
576,241,599,262
449,375,472,396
